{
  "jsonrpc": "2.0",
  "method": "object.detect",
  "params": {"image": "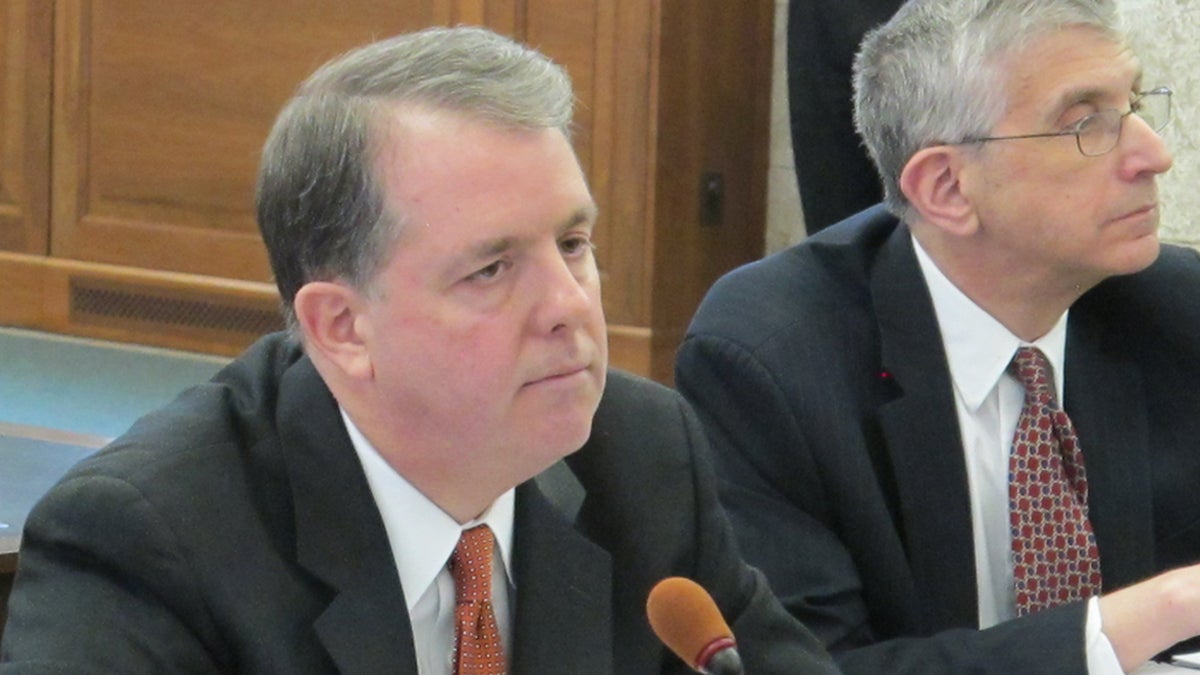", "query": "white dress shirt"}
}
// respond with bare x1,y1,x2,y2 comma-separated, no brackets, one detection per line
913,237,1122,675
342,410,516,675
